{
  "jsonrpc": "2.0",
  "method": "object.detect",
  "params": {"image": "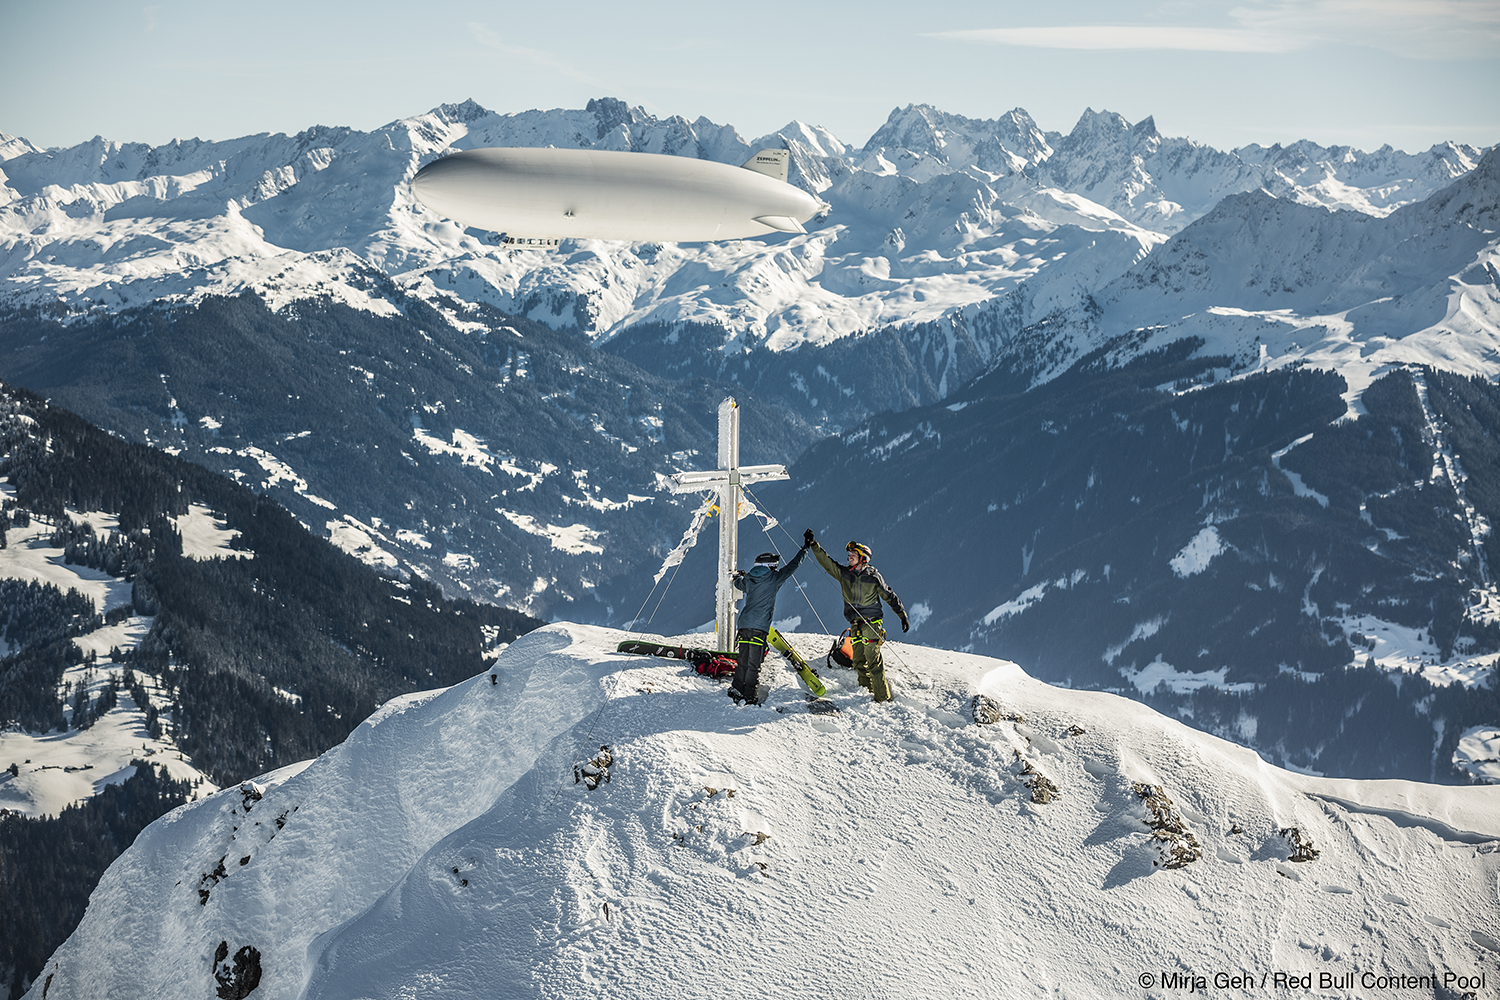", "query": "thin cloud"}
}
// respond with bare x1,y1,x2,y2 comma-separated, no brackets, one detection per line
1232,0,1500,58
928,25,1294,52
928,0,1500,59
465,22,654,107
